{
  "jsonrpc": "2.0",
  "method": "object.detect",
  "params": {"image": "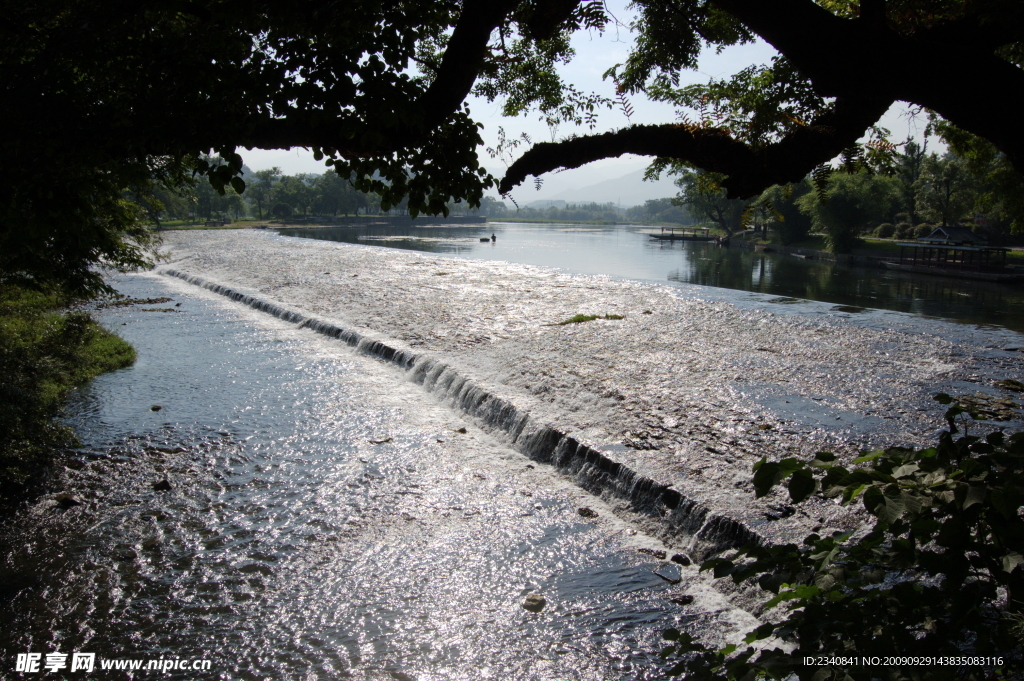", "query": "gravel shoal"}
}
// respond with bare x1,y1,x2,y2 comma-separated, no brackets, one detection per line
158,229,1024,547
